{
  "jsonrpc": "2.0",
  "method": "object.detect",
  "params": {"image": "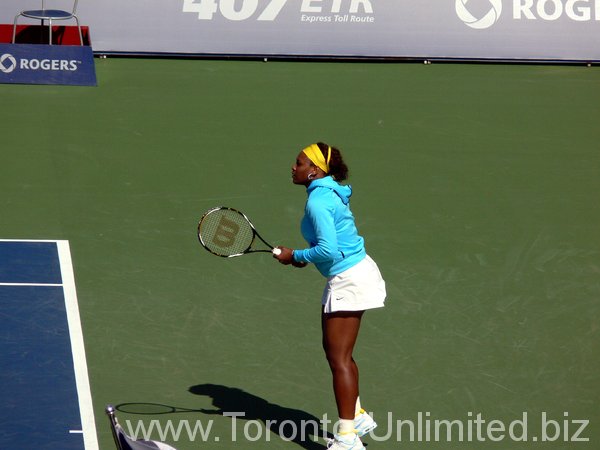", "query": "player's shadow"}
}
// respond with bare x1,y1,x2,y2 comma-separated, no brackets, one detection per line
188,383,331,449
